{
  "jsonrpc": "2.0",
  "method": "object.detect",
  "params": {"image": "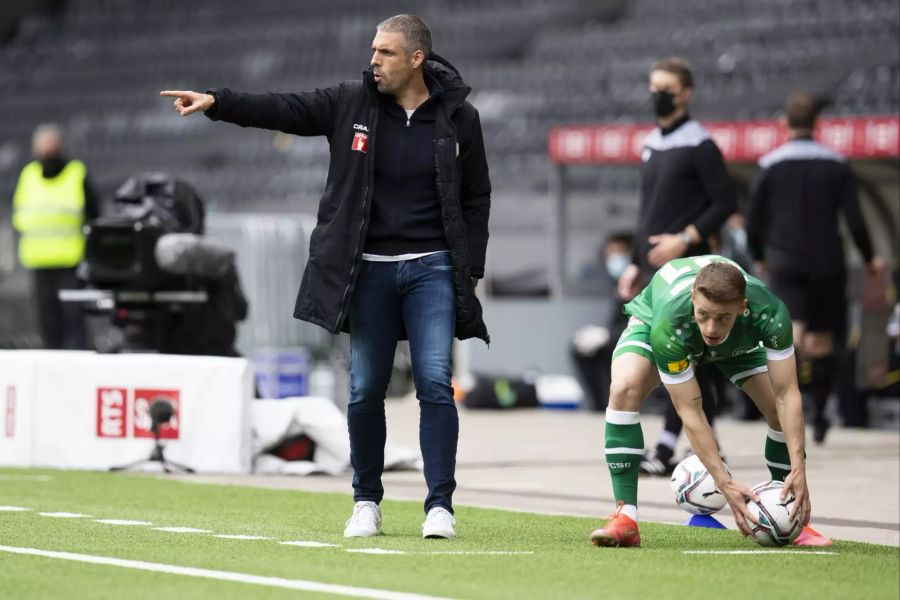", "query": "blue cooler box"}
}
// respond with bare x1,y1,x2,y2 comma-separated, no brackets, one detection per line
254,348,310,398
